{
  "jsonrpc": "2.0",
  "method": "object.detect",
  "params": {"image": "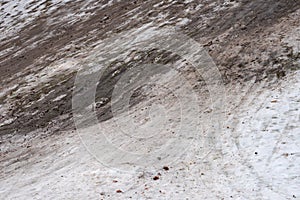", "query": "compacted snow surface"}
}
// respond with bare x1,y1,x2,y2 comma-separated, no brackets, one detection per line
0,0,300,199
1,71,299,199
